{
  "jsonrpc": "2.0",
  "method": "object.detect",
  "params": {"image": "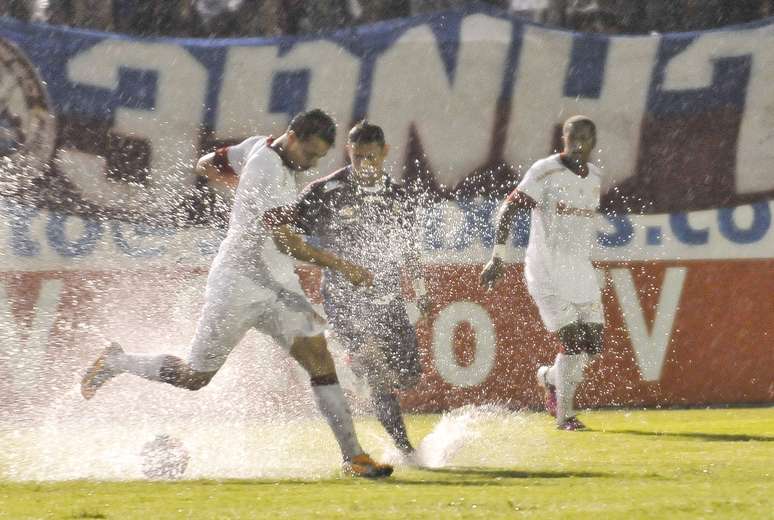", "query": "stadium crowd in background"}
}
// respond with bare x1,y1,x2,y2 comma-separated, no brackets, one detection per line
0,0,504,36
3,0,773,37
552,0,774,34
